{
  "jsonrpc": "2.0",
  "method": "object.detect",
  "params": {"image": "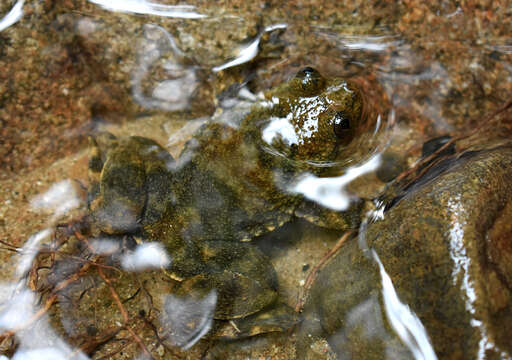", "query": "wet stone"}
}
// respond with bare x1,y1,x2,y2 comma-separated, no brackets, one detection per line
301,144,512,359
